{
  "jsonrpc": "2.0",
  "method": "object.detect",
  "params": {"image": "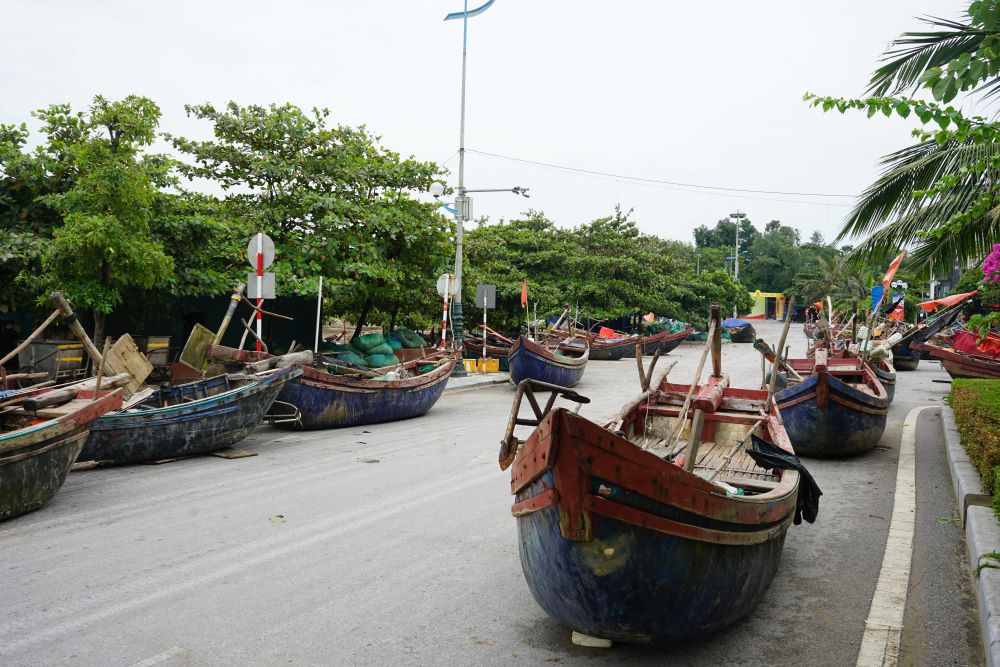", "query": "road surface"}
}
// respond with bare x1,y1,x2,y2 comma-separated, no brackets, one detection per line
0,321,982,666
